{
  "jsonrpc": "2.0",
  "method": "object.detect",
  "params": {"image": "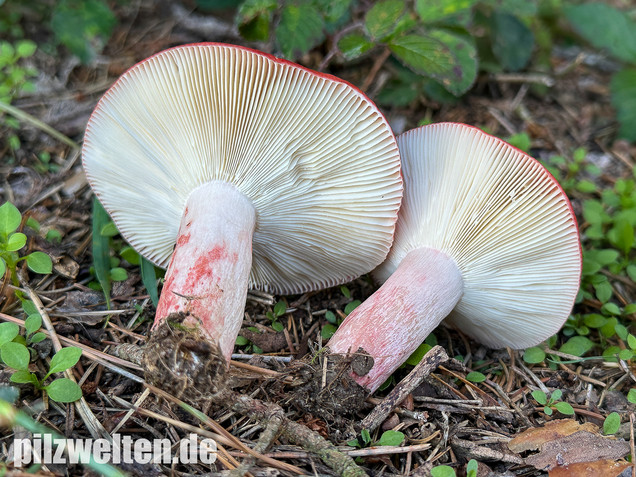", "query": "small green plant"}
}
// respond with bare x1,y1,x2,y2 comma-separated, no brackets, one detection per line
603,412,621,435
466,459,478,477
0,202,53,288
430,464,456,477
346,429,405,448
531,389,574,416
0,321,82,403
321,287,361,340
266,300,287,332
